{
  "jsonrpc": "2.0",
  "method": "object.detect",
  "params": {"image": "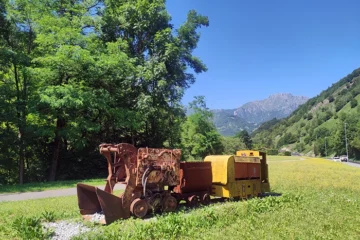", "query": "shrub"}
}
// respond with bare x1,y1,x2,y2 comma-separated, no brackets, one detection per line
350,99,358,108
42,210,56,222
335,99,346,112
307,113,313,120
267,149,279,155
12,216,52,239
